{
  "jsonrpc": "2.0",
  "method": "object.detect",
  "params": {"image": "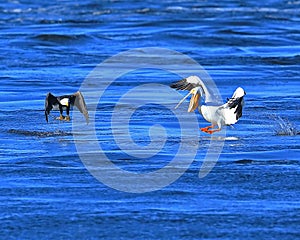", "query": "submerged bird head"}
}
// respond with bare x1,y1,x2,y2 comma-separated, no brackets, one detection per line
175,87,203,112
